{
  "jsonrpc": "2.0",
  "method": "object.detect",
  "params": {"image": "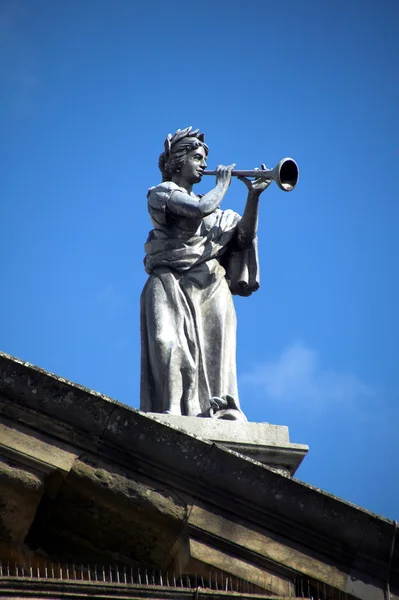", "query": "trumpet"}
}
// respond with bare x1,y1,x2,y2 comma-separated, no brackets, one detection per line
203,157,299,192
